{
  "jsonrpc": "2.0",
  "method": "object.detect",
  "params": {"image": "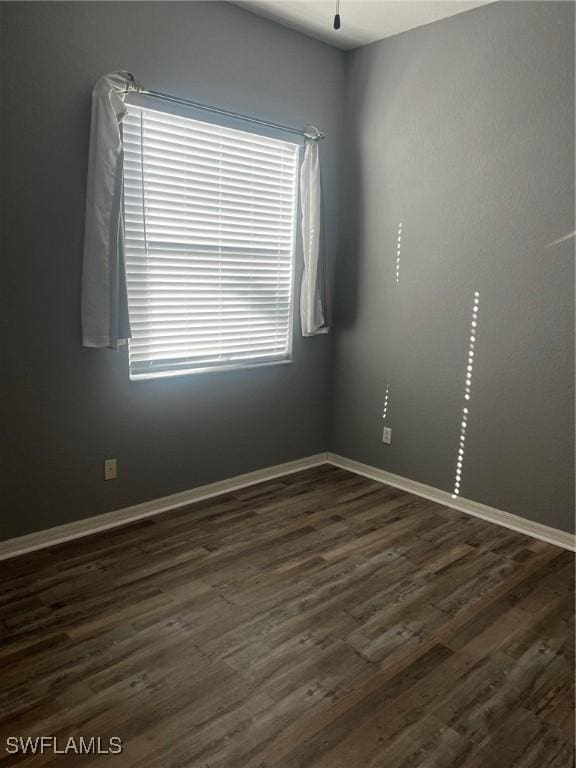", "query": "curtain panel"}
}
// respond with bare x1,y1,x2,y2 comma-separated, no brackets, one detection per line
299,128,329,337
81,71,136,348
